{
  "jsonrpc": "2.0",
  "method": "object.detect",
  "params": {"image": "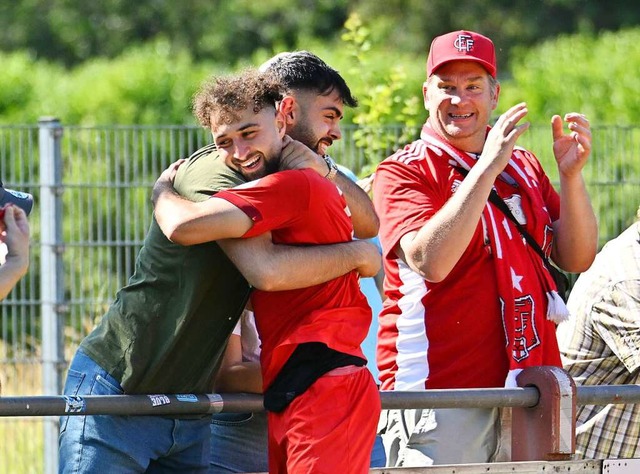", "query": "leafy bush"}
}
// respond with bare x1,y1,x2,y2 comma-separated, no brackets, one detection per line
336,13,425,175
499,28,640,125
0,51,63,124
0,41,223,126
